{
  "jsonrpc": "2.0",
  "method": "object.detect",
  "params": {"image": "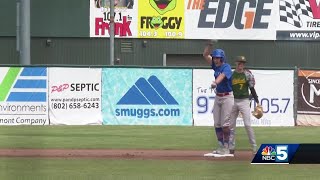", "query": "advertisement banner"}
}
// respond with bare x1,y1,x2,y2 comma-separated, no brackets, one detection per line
102,68,192,125
90,0,138,37
0,67,48,125
89,0,320,40
297,70,320,126
193,69,294,126
138,0,185,39
184,0,277,40
276,0,320,40
49,68,102,125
